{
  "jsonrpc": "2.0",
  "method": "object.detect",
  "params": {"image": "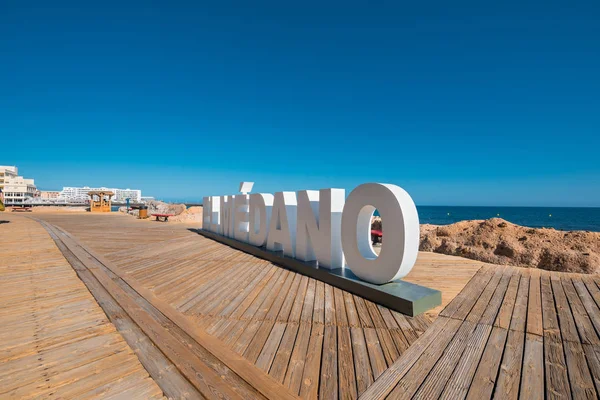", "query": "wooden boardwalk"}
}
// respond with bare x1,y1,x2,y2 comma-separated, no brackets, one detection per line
360,264,600,399
5,212,595,399
29,213,438,398
0,215,164,399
